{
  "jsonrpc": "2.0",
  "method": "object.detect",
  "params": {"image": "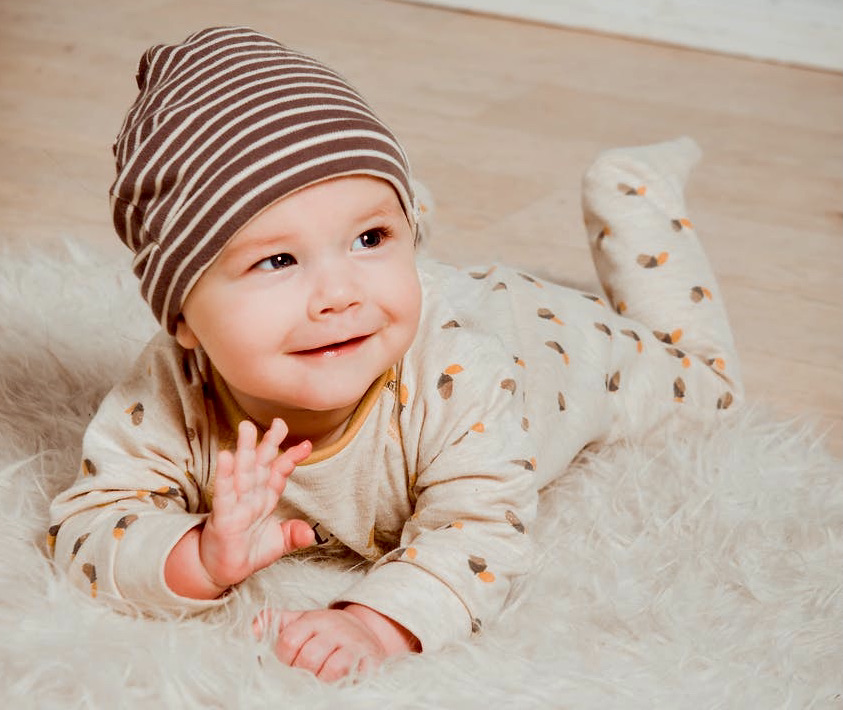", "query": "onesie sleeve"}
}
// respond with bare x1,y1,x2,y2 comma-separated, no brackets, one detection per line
334,329,538,652
48,332,223,615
